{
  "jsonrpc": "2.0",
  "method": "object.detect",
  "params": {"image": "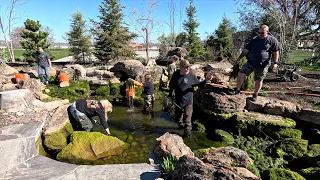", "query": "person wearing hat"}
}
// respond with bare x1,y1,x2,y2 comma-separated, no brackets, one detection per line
69,99,113,135
168,60,212,137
